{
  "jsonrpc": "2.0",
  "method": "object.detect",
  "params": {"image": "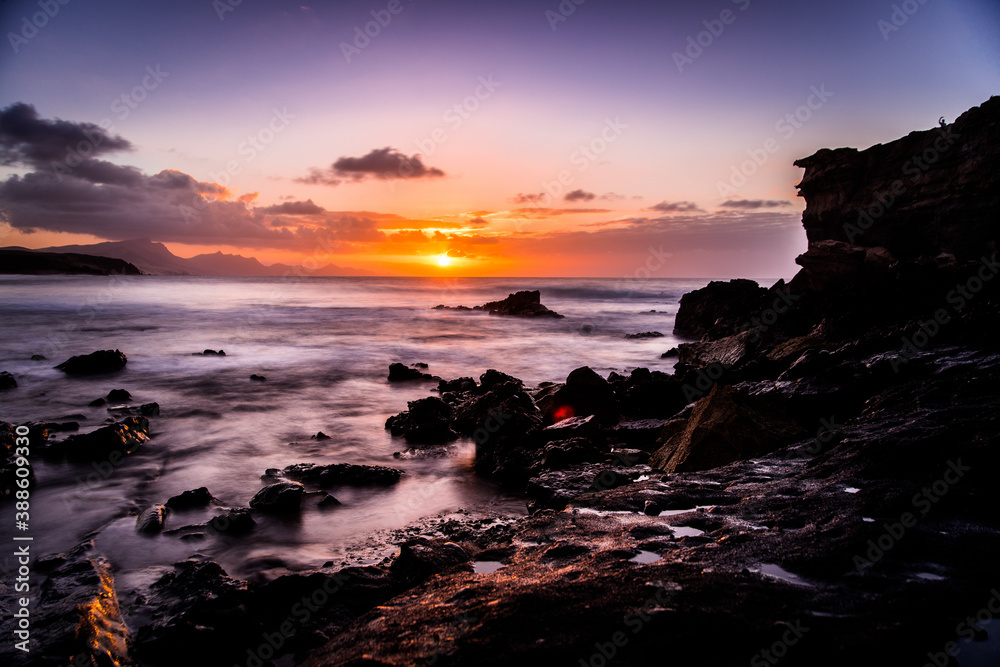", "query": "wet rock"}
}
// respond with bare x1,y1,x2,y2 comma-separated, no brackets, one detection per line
55,348,128,375
89,397,106,407
30,354,46,360
661,347,679,358
541,437,606,469
60,416,149,462
249,481,304,512
136,505,168,534
274,462,404,486
479,368,523,391
318,494,342,508
676,330,756,368
603,419,673,450
607,368,687,419
541,414,599,441
193,349,226,356
106,388,132,402
0,371,16,390
624,331,664,339
385,396,458,444
0,543,132,666
109,401,160,417
649,385,807,473
643,499,662,516
208,508,255,535
165,487,216,510
311,431,331,440
249,373,266,382
387,362,439,382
